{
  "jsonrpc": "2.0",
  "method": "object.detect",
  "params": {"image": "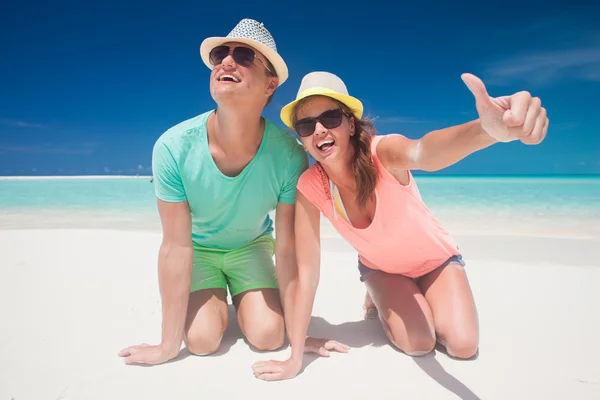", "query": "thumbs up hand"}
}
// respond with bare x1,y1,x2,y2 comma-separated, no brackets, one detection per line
461,73,549,144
